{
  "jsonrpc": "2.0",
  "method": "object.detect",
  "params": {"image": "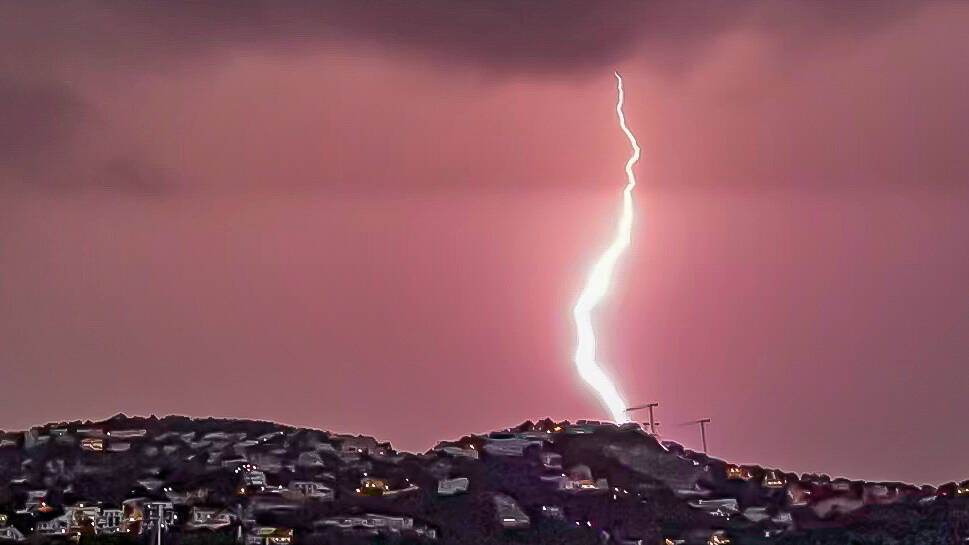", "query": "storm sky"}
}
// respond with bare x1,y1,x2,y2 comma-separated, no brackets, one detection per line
2,1,968,484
